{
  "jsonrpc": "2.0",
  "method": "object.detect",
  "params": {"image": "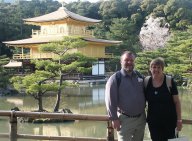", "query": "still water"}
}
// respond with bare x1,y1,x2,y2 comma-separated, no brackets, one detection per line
0,85,191,141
